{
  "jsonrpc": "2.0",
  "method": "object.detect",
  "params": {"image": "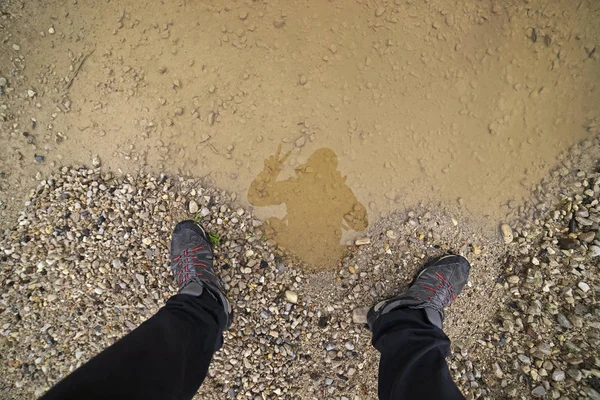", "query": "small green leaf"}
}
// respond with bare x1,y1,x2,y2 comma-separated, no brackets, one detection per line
208,232,220,246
